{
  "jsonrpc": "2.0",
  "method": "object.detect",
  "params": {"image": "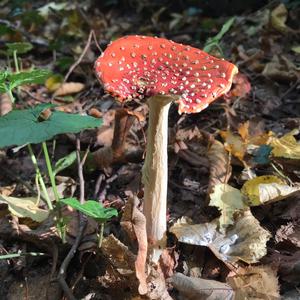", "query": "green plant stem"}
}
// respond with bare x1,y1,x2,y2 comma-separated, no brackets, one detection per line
7,88,15,103
0,252,46,260
27,144,53,210
13,50,19,73
98,222,104,248
42,142,60,203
